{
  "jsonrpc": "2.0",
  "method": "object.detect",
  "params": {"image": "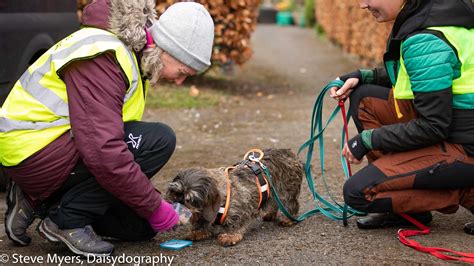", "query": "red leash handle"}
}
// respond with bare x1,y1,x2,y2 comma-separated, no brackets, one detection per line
398,213,474,263
338,100,352,177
